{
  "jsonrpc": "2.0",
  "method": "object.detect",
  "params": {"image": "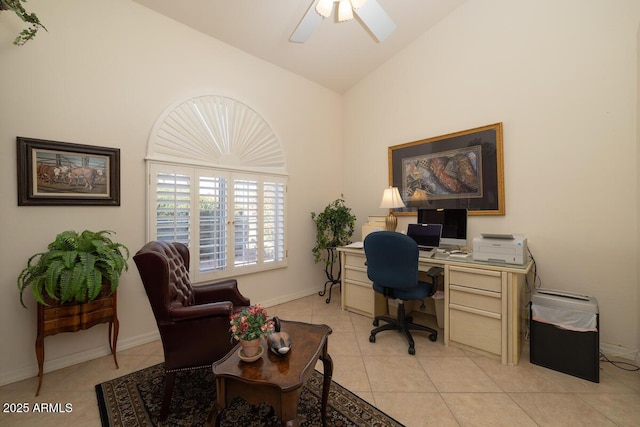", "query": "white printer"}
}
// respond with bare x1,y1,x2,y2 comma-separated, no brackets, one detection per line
472,233,527,264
